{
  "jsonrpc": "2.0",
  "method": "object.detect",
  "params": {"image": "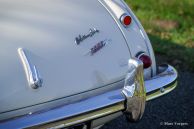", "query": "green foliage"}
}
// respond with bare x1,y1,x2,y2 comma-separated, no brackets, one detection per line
126,0,194,71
